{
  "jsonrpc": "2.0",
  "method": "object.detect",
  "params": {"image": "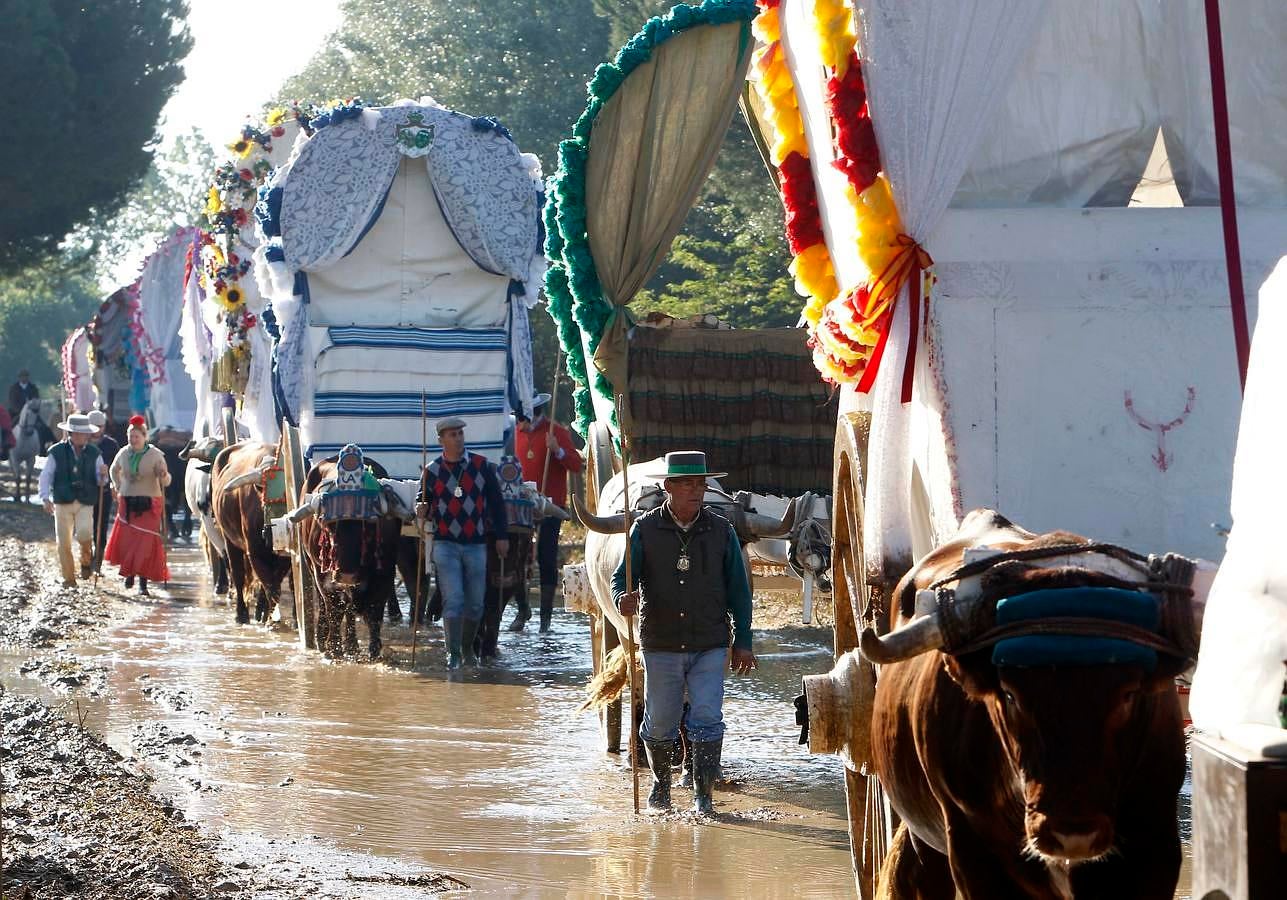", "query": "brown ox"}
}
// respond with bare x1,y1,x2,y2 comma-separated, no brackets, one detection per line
862,509,1201,900
297,456,401,660
211,442,291,625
